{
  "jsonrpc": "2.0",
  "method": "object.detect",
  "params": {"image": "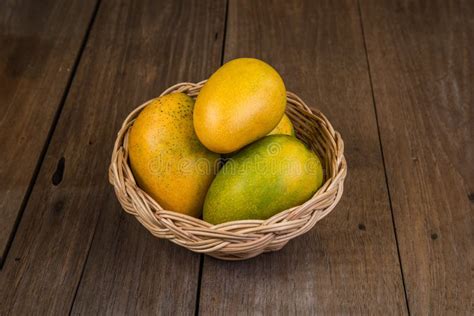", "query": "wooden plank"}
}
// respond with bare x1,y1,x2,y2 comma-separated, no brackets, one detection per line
0,0,226,315
197,0,409,314
70,1,226,313
359,0,474,314
0,0,98,263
